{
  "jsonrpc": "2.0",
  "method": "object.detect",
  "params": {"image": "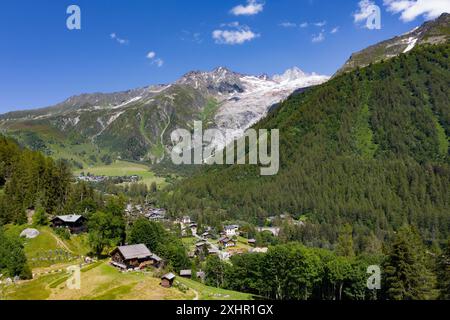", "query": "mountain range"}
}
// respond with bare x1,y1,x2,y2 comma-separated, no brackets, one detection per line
0,67,328,166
